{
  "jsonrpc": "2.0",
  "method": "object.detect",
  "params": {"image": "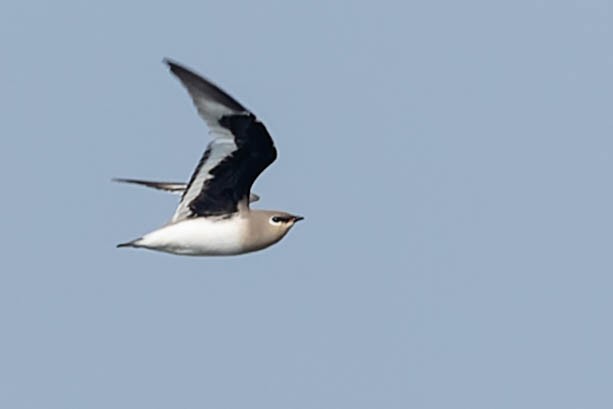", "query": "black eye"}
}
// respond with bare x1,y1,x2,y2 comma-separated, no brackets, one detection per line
272,216,282,223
